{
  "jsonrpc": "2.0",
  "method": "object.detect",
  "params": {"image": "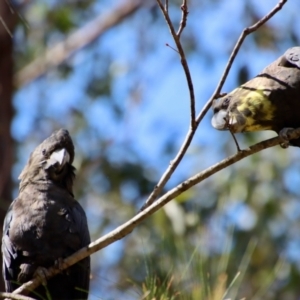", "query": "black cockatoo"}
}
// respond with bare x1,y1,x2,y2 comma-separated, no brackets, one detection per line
211,47,300,147
2,129,90,299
